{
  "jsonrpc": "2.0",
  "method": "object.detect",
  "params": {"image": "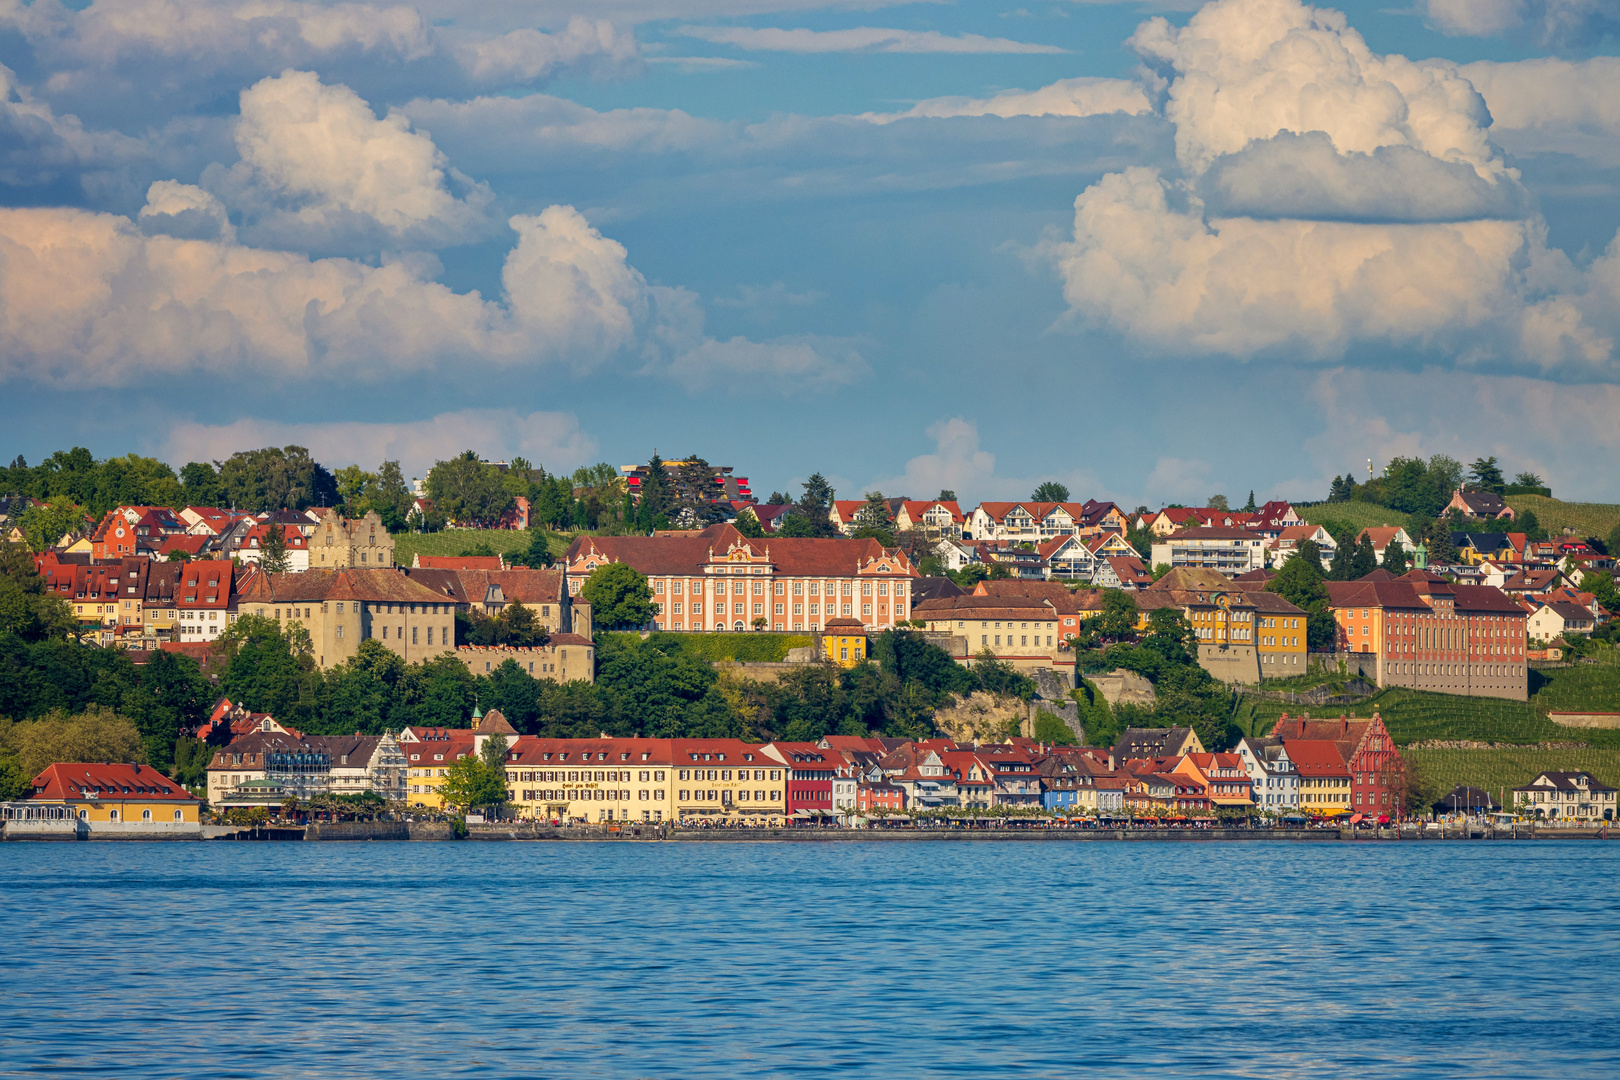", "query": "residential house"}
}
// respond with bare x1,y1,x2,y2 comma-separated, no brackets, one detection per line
1137,567,1306,682
1247,501,1305,542
1150,527,1270,575
932,537,981,573
174,560,236,643
822,619,869,667
236,520,312,571
402,730,475,810
856,780,906,814
564,523,917,633
1325,571,1528,700
1095,556,1153,590
1113,726,1204,762
973,541,1050,580
1040,534,1097,580
1267,525,1336,569
970,580,1103,646
1513,771,1617,821
973,744,1044,806
1283,739,1352,816
895,500,966,538
1173,753,1255,808
1358,527,1416,566
1452,532,1522,566
206,729,332,805
1445,488,1516,521
877,744,960,808
668,740,787,823
1234,737,1298,811
1527,600,1596,641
